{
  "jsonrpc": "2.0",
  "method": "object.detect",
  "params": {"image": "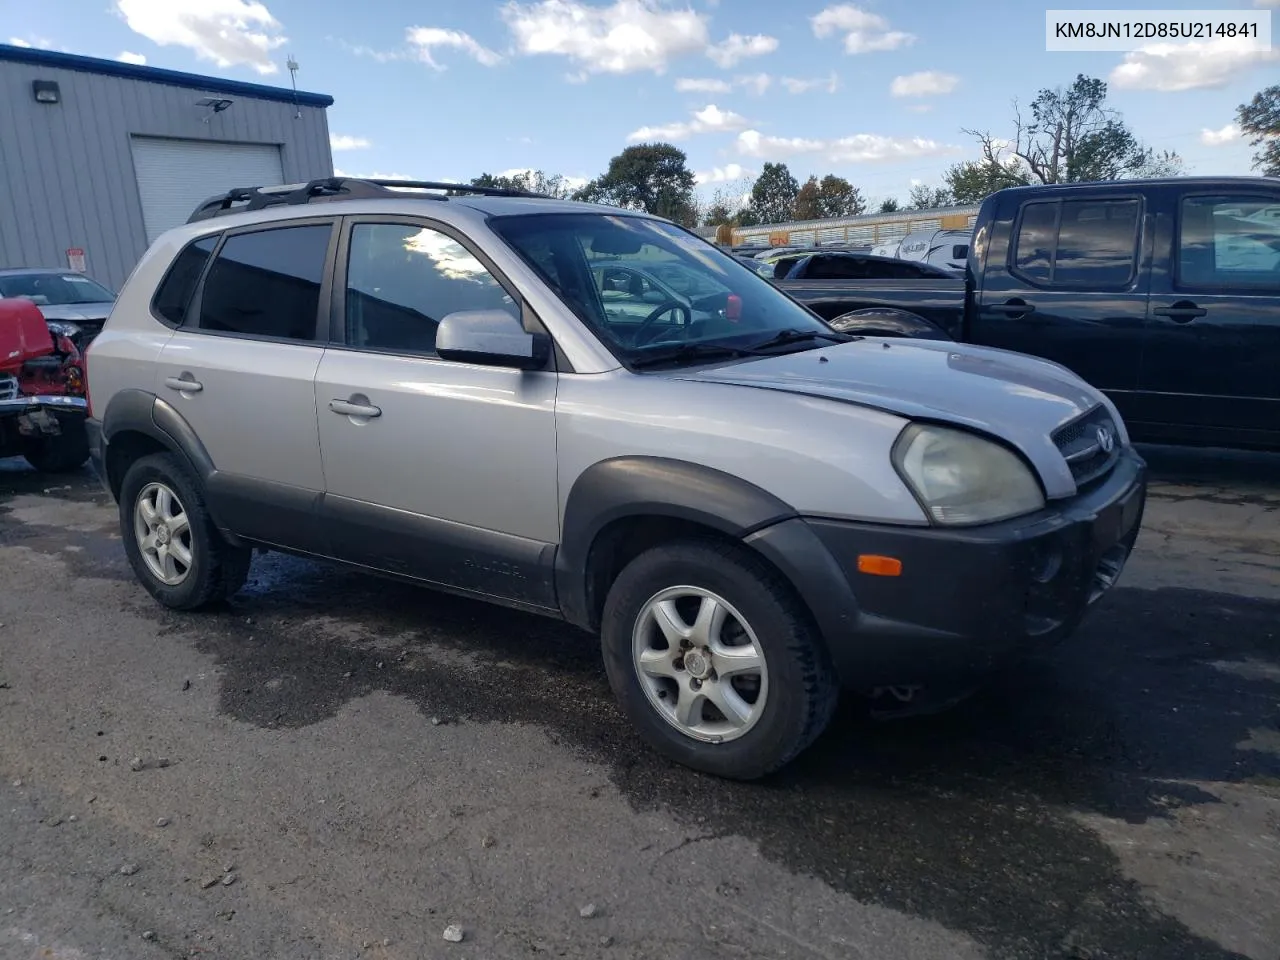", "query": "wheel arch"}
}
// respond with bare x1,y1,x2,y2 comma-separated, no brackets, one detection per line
557,457,801,633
